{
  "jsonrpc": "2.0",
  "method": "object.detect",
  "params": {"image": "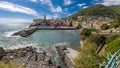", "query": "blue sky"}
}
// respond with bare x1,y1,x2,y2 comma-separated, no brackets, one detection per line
0,0,120,23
